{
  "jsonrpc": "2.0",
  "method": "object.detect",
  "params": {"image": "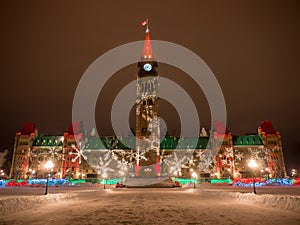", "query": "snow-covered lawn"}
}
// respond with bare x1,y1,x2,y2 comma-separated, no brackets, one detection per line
0,186,299,225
